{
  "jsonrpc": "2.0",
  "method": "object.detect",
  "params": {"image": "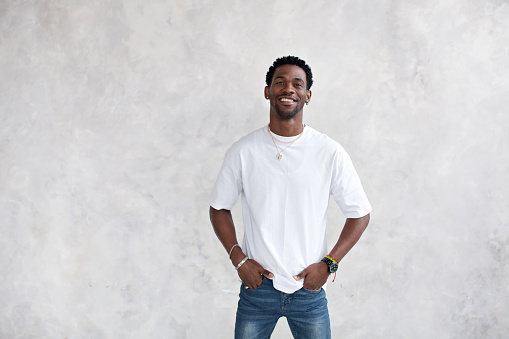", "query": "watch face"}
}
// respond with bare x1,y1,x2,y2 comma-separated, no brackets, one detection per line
322,257,339,274
330,263,338,273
